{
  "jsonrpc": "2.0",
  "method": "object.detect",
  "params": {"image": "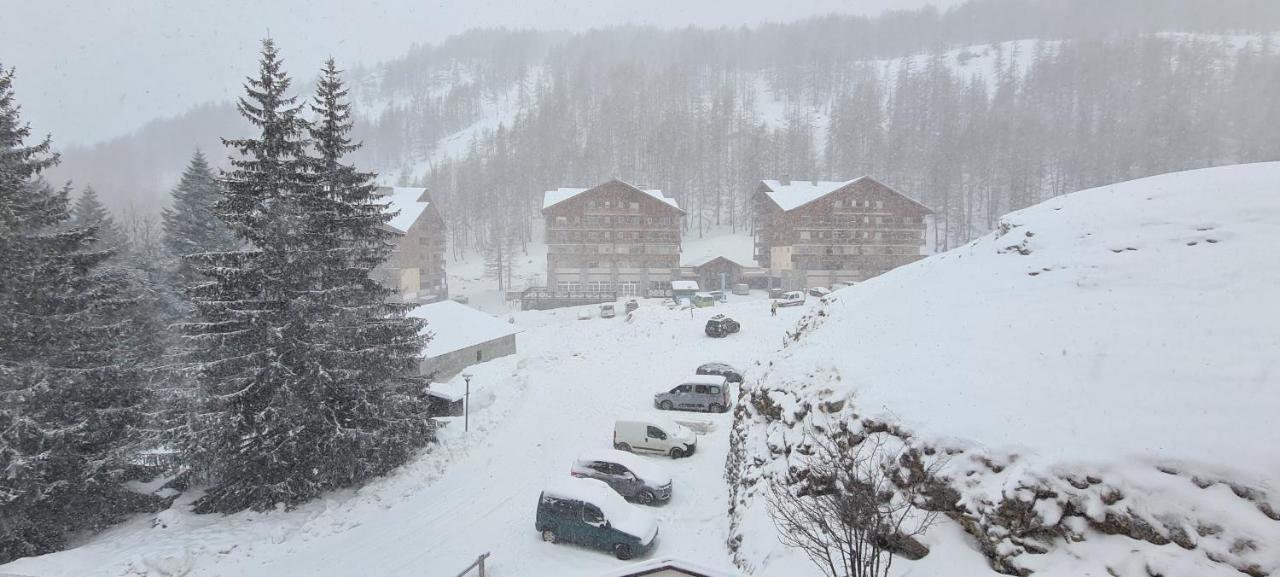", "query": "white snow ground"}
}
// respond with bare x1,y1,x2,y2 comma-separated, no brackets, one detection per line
1,294,789,577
